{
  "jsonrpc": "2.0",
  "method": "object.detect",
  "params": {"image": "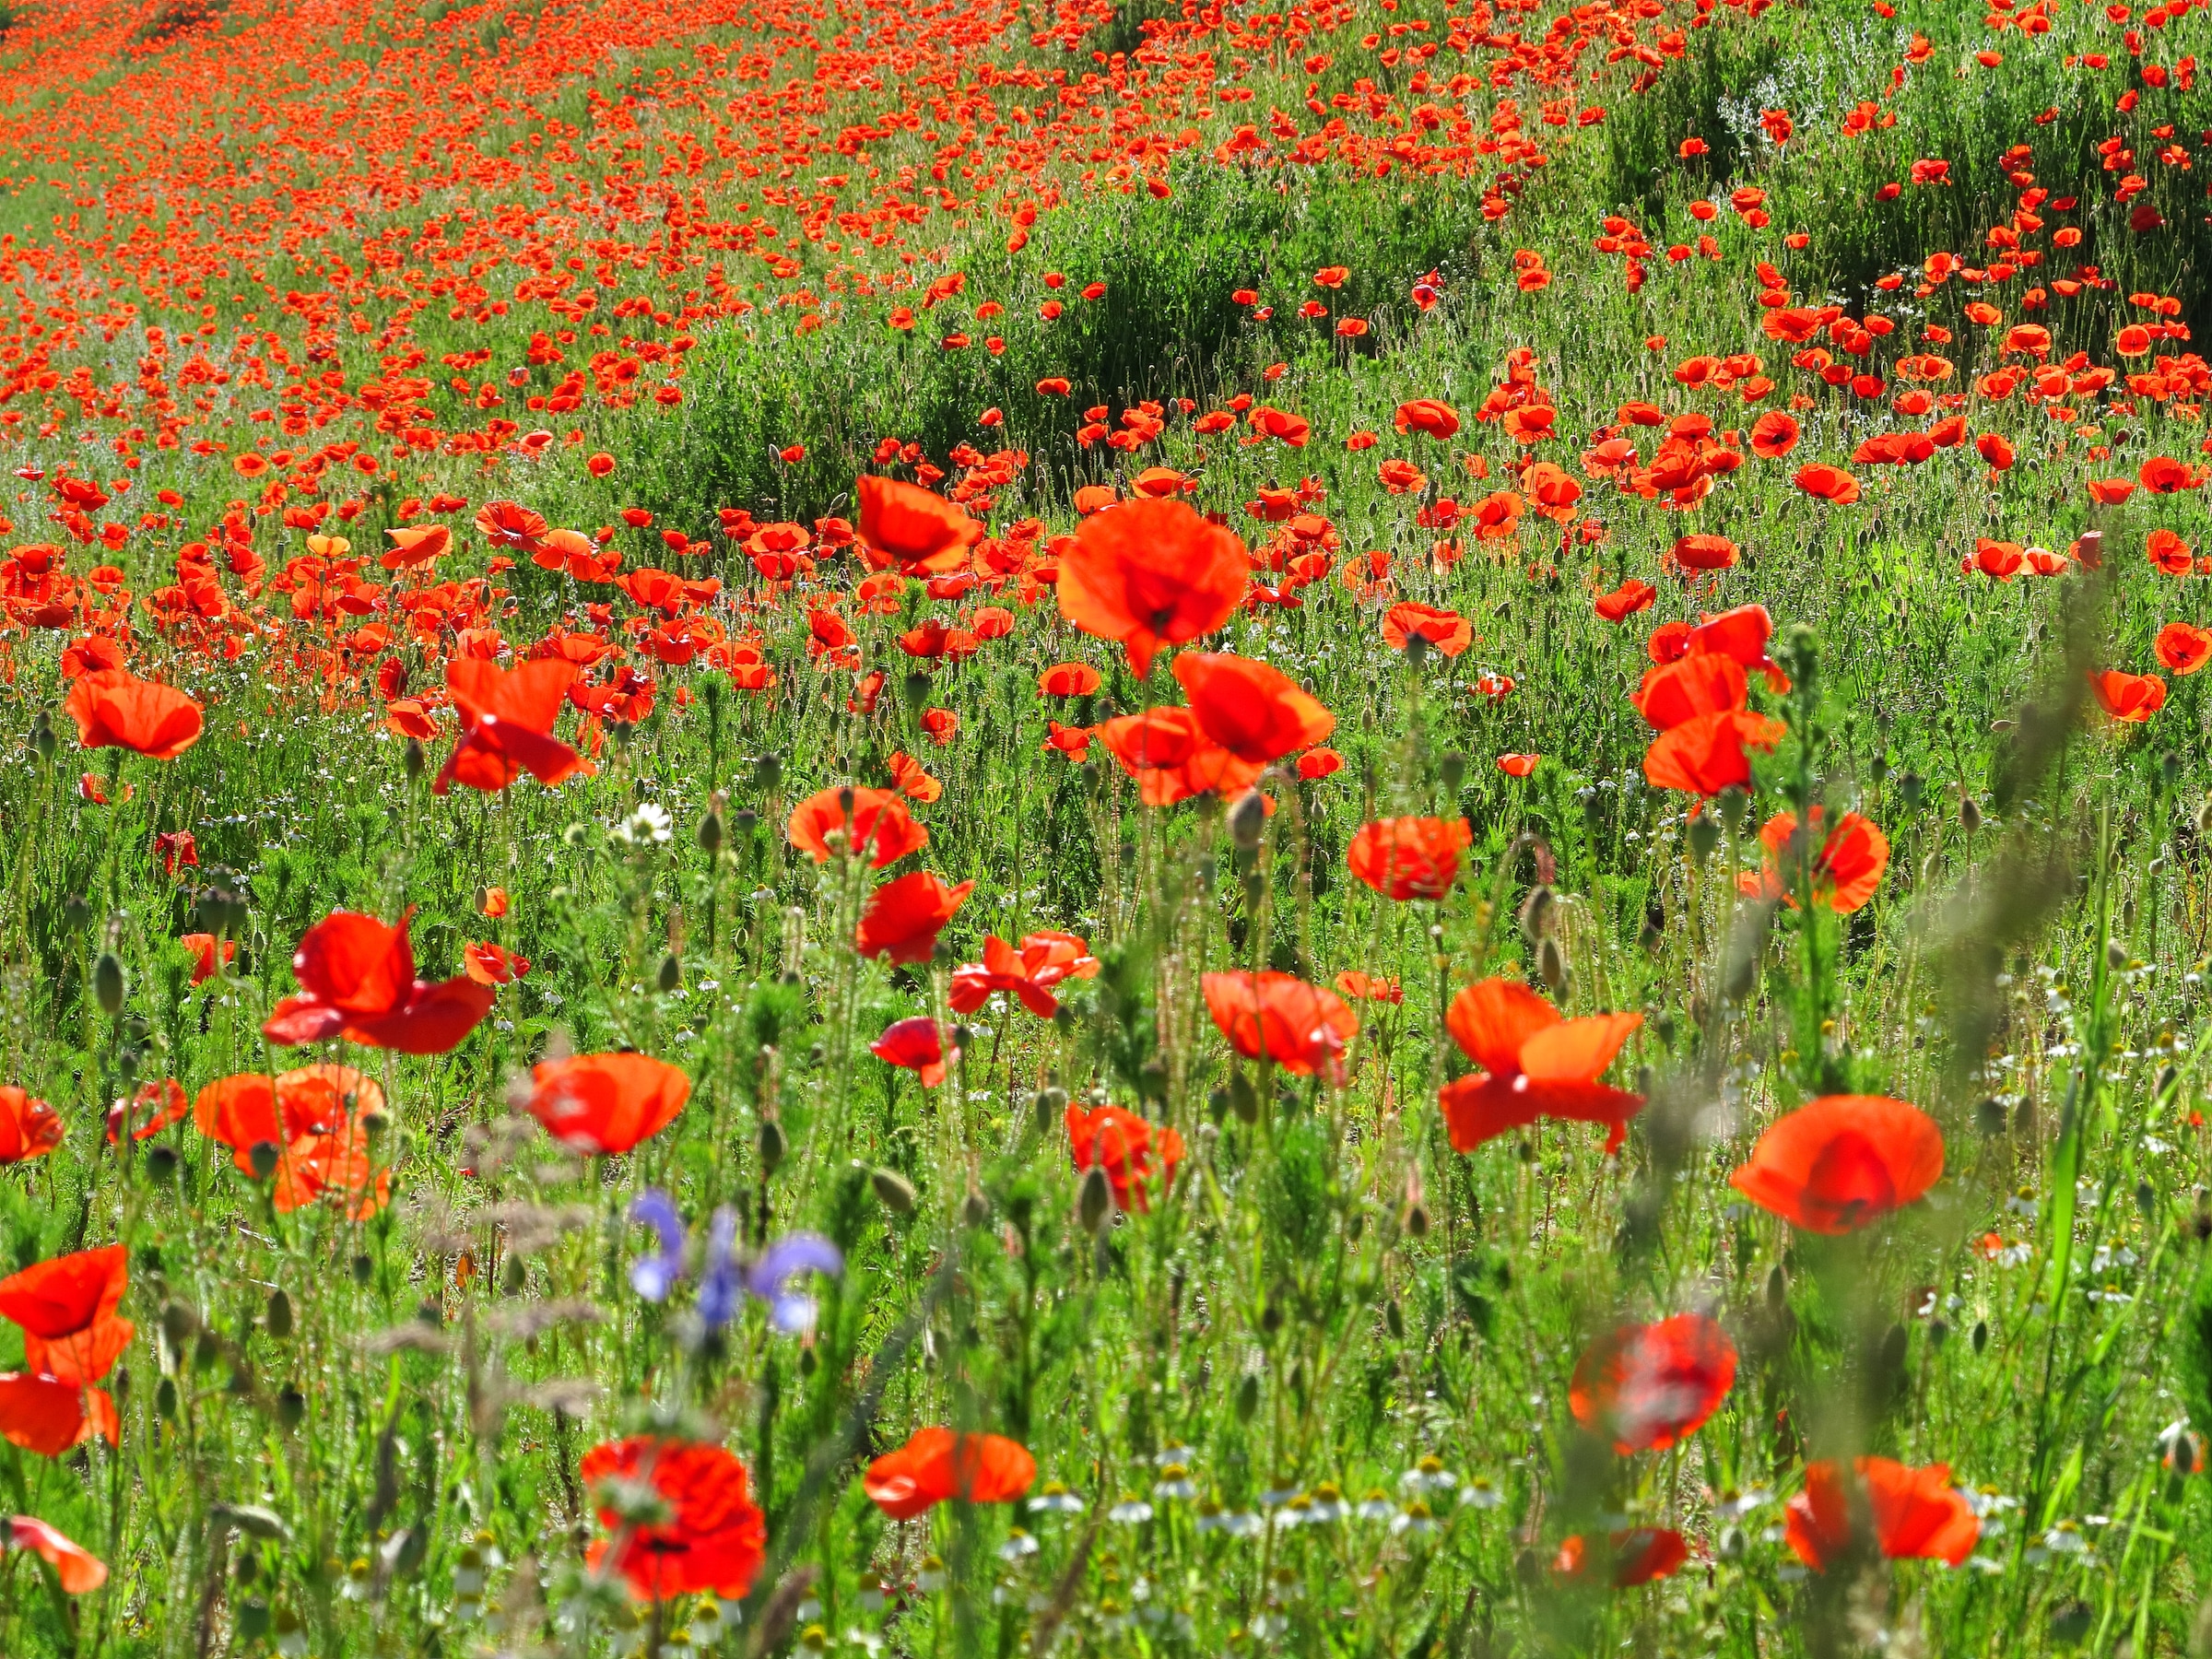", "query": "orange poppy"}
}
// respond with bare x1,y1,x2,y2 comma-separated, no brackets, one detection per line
1175,652,1335,763
1785,1458,1978,1570
1394,398,1461,440
263,910,495,1055
1594,579,1656,622
871,1017,954,1086
180,932,235,985
854,871,975,965
0,1373,118,1456
527,1053,689,1156
864,1428,1036,1520
104,1077,187,1146
2090,669,2166,722
1347,817,1472,900
1729,1095,1943,1233
1382,601,1473,656
1057,498,1249,677
433,658,588,795
1094,707,1259,806
1570,1313,1736,1453
462,941,530,985
1748,410,1800,457
381,524,452,569
65,670,203,761
1038,662,1102,698
581,1438,766,1601
1794,464,1862,504
1439,978,1643,1154
856,476,984,574
1497,752,1540,777
1553,1527,1688,1588
0,1246,130,1388
1737,808,1889,912
787,786,929,868
7,1515,108,1594
1200,971,1359,1077
1644,711,1784,796
1671,534,1737,571
2156,622,2212,676
0,1088,62,1164
1065,1102,1183,1212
